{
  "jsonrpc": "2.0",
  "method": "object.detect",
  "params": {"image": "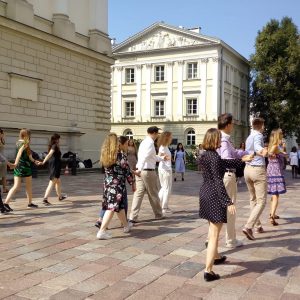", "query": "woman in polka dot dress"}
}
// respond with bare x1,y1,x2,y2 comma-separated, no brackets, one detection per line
199,128,252,282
